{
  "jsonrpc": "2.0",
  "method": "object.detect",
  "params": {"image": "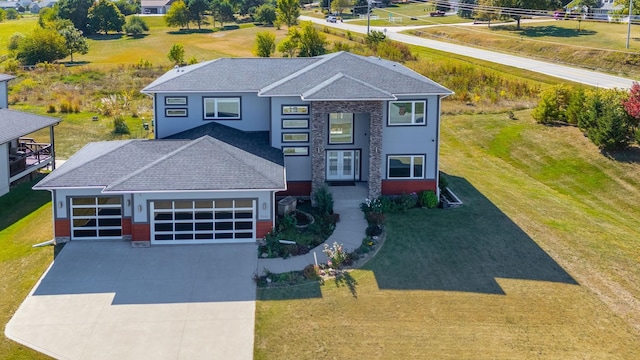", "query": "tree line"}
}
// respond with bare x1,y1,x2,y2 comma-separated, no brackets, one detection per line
532,84,640,151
